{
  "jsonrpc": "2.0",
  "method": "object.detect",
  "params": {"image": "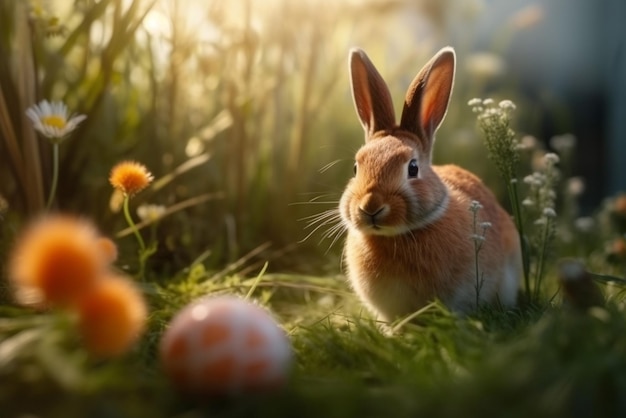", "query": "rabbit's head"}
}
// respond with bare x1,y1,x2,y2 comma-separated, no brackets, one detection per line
340,47,456,235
